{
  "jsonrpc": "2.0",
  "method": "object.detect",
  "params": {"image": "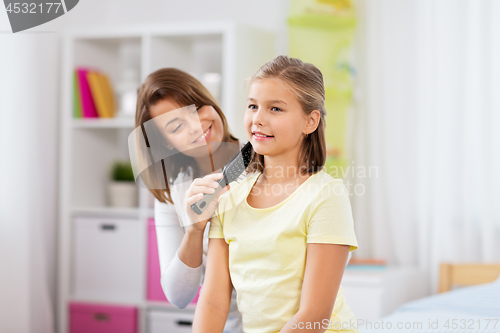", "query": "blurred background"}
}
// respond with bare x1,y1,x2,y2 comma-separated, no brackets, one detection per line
1,0,499,333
